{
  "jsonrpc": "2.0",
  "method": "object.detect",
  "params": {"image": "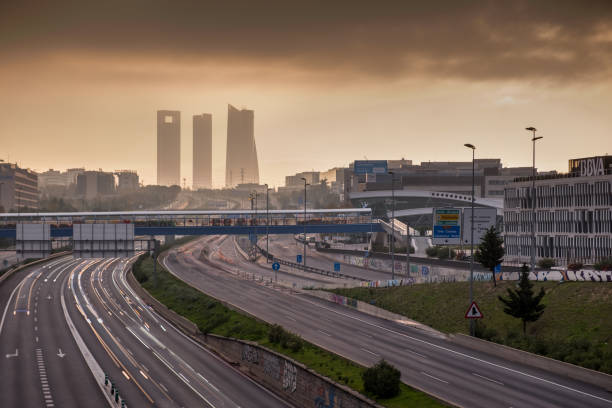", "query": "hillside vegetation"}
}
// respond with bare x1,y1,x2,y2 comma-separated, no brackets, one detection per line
331,281,612,374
